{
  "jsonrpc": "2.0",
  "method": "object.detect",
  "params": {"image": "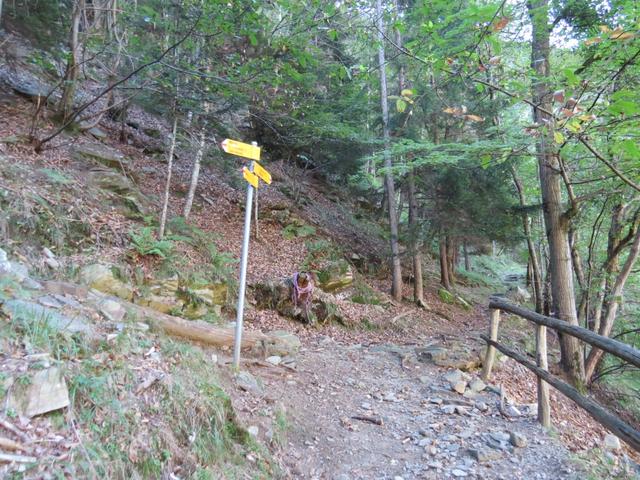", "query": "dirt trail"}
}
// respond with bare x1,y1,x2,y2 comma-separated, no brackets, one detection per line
231,334,584,480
